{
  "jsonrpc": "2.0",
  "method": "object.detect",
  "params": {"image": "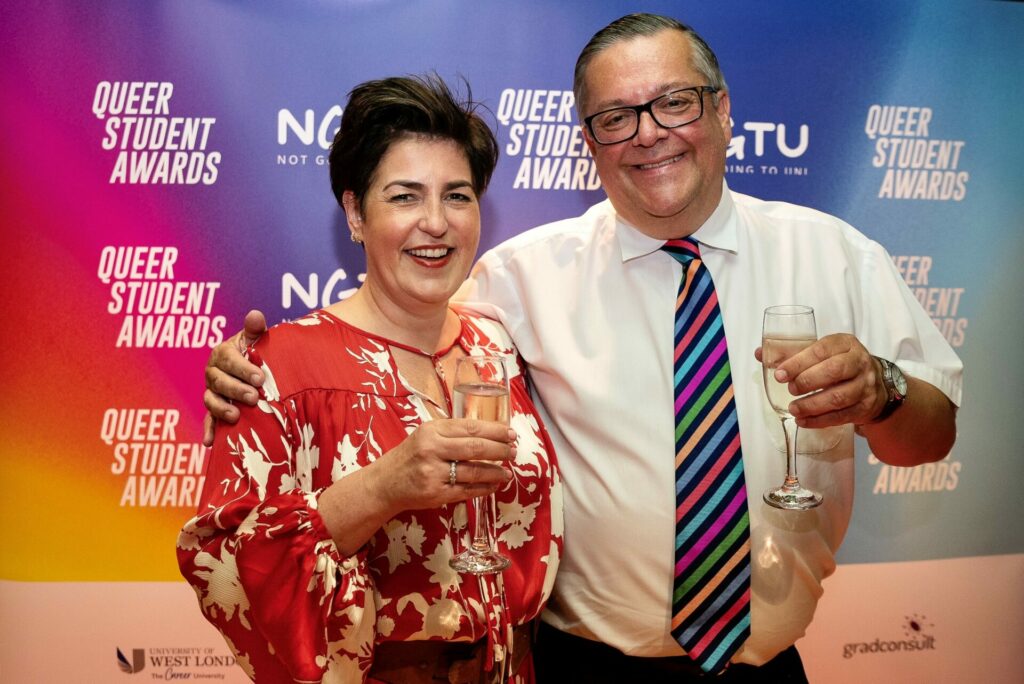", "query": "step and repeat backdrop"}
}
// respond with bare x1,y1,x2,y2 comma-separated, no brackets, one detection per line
2,1,1022,681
